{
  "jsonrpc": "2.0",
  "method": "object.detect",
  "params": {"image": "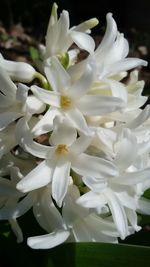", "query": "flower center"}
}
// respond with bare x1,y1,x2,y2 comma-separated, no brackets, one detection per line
60,95,72,110
55,144,69,155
